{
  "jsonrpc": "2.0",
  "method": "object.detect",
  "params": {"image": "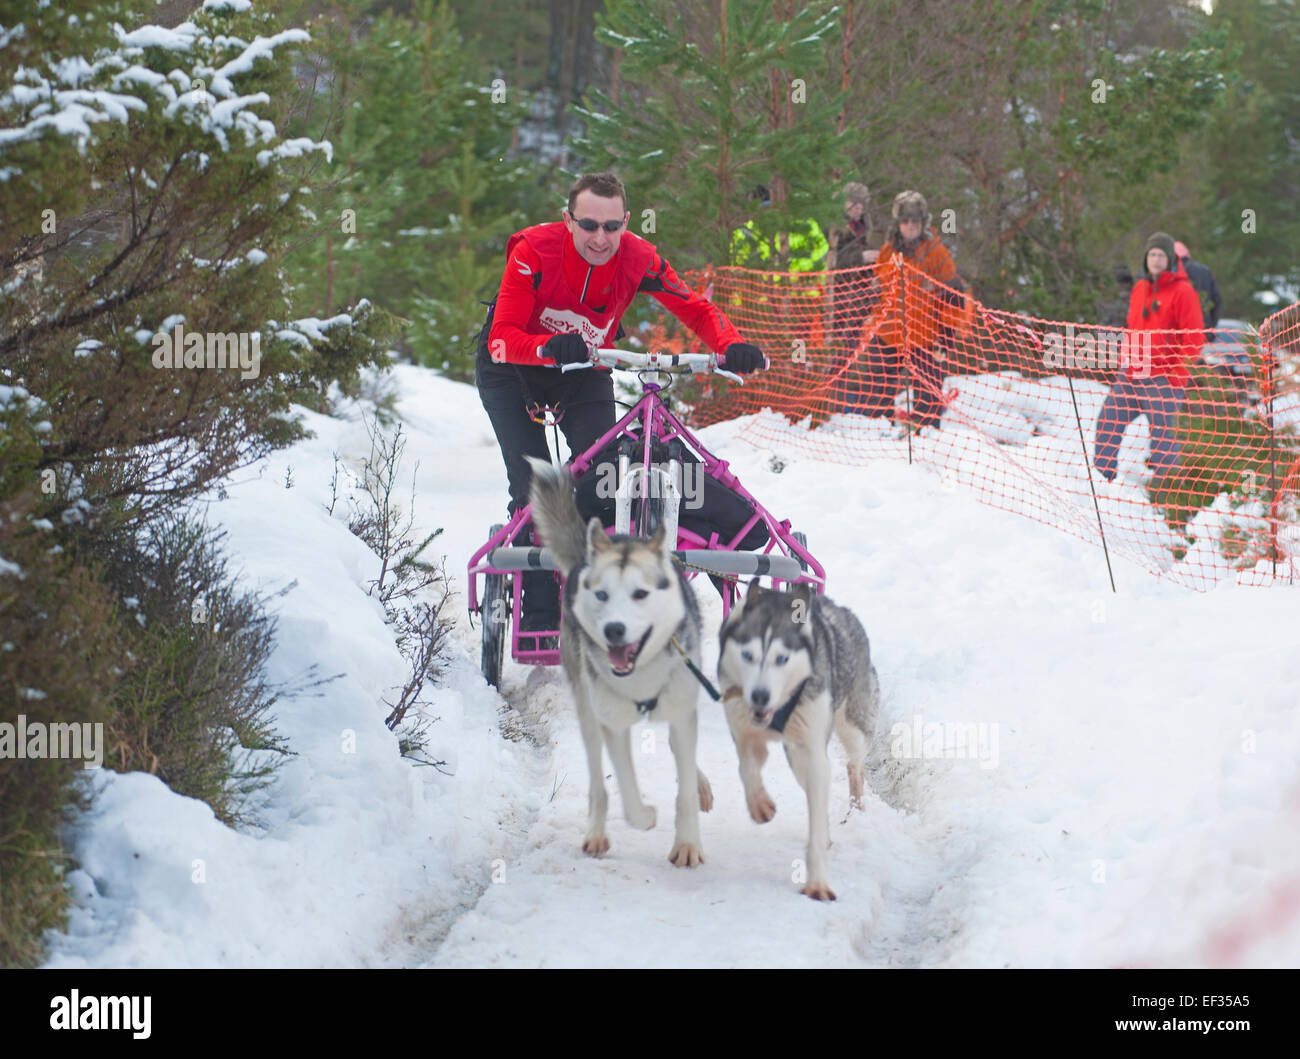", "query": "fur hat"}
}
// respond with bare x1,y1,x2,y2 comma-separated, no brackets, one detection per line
842,181,870,207
892,190,930,228
1143,231,1178,275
